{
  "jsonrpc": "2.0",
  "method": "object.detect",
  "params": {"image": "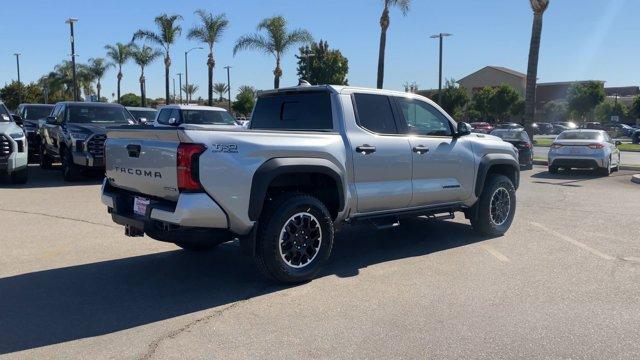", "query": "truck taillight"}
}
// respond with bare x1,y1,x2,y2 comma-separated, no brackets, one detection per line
177,143,207,192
